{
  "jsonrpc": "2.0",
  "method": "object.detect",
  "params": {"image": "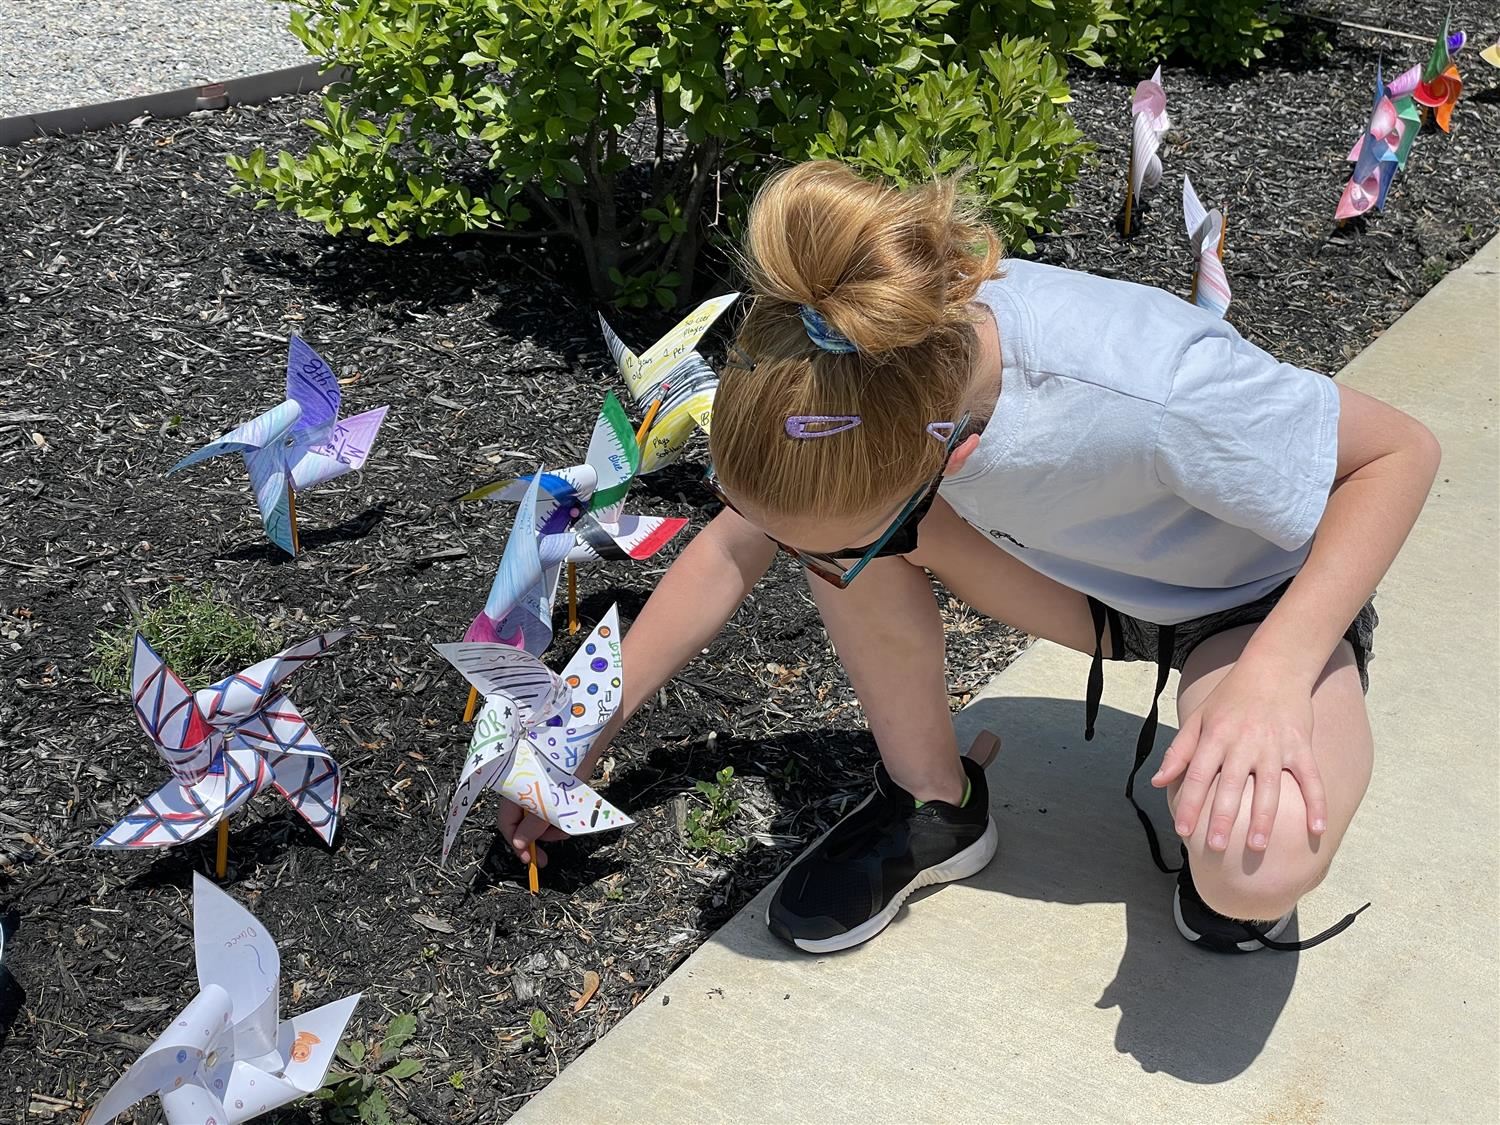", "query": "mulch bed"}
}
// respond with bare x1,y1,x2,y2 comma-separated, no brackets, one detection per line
1,1,1496,1120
